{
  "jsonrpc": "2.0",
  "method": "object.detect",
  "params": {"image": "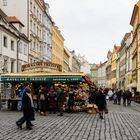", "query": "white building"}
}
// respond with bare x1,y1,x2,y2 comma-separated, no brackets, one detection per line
42,3,53,61
125,32,133,90
0,9,29,73
80,61,90,75
1,0,52,63
98,61,107,88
